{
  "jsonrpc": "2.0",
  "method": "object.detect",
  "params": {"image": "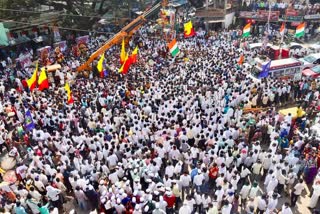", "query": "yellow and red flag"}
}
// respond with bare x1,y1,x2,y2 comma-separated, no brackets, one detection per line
130,46,139,64
26,62,38,91
120,38,126,64
184,21,196,38
119,52,132,75
38,68,49,91
64,82,74,104
97,53,105,78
